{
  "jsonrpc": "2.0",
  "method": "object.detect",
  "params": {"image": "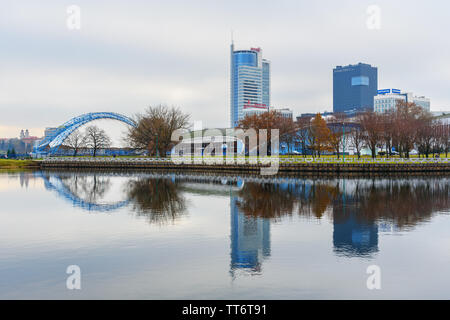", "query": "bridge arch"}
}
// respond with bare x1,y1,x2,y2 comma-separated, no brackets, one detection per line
36,112,136,154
